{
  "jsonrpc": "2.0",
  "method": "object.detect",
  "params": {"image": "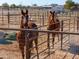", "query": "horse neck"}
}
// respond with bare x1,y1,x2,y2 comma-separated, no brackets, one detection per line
52,14,56,22
20,18,24,34
48,15,55,24
20,22,23,28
